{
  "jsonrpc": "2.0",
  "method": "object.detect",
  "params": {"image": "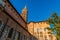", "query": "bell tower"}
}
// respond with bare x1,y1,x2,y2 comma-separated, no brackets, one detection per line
21,5,28,22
